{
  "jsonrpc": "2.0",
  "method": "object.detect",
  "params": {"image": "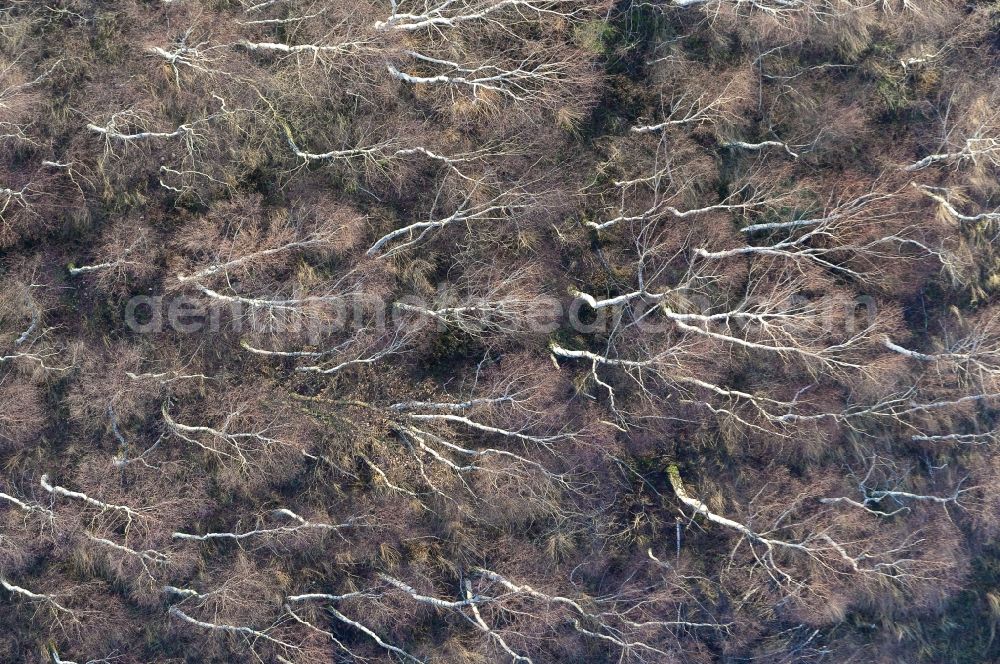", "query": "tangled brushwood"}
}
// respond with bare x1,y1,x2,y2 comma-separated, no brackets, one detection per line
3,0,1000,662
